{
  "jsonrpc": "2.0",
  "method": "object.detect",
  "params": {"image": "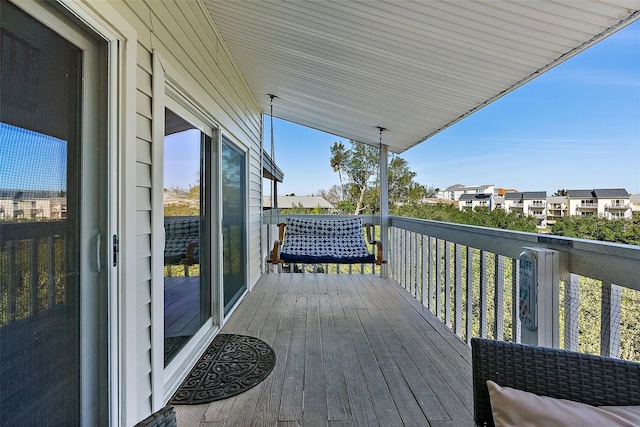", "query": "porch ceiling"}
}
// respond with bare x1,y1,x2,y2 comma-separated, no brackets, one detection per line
204,1,640,153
